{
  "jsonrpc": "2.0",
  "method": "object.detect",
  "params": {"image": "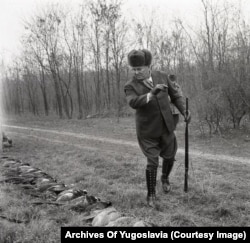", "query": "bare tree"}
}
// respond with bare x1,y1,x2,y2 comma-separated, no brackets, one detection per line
69,5,89,119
